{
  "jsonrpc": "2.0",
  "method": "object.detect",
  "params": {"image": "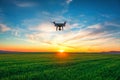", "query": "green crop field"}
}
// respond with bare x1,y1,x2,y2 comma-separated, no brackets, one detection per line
0,52,120,80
